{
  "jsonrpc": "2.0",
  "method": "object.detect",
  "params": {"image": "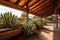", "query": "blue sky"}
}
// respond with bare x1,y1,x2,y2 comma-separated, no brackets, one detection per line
0,5,34,18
